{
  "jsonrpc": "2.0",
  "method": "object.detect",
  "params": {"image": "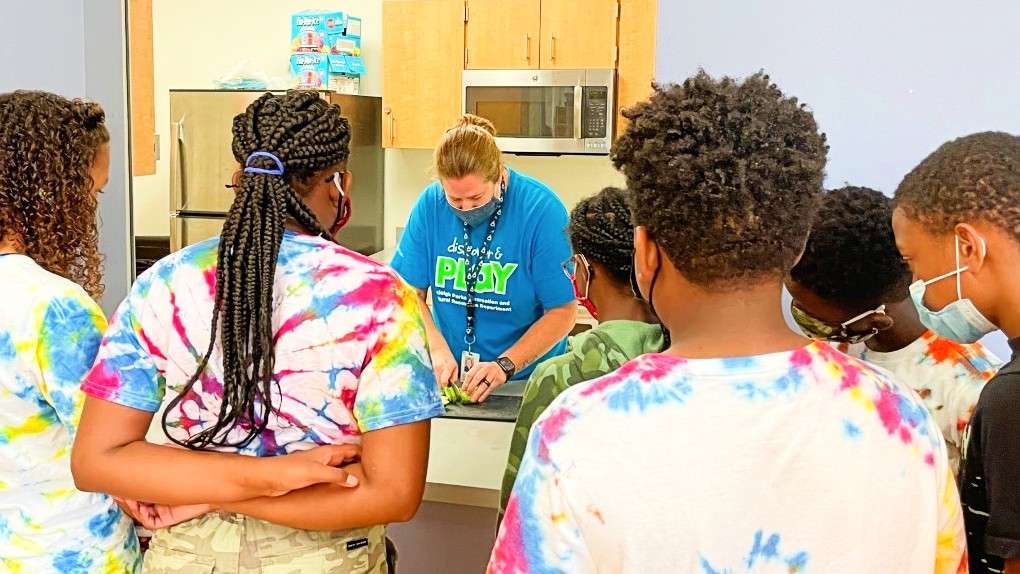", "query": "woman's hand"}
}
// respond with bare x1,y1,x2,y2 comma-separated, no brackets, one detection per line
260,444,362,497
431,346,459,388
462,362,508,403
